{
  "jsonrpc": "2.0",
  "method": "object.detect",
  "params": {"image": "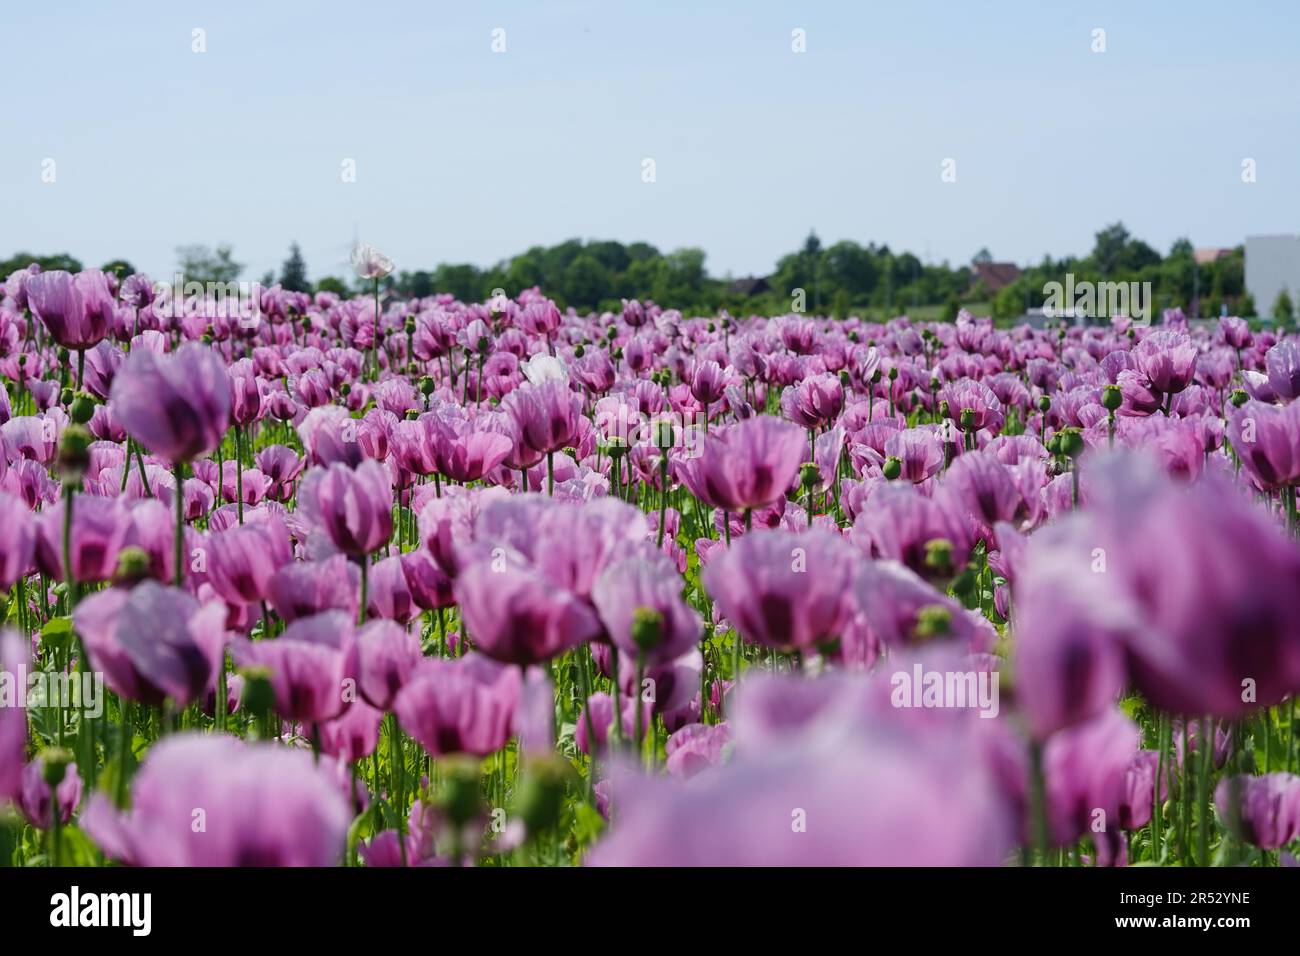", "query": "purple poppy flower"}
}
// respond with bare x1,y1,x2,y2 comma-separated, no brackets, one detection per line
1265,338,1300,401
232,611,356,724
298,460,393,556
704,528,856,653
592,548,702,666
206,514,294,605
268,555,360,624
356,619,423,710
1214,773,1300,849
19,755,82,828
25,269,116,350
453,558,600,666
82,734,351,866
1134,329,1197,396
679,416,805,513
74,580,228,707
392,653,522,757
110,342,231,463
780,373,844,429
